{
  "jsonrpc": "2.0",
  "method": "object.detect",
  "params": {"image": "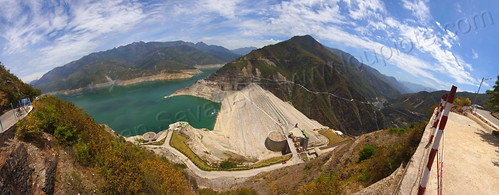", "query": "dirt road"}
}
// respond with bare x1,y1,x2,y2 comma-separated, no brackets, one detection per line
146,130,296,180
425,112,499,195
